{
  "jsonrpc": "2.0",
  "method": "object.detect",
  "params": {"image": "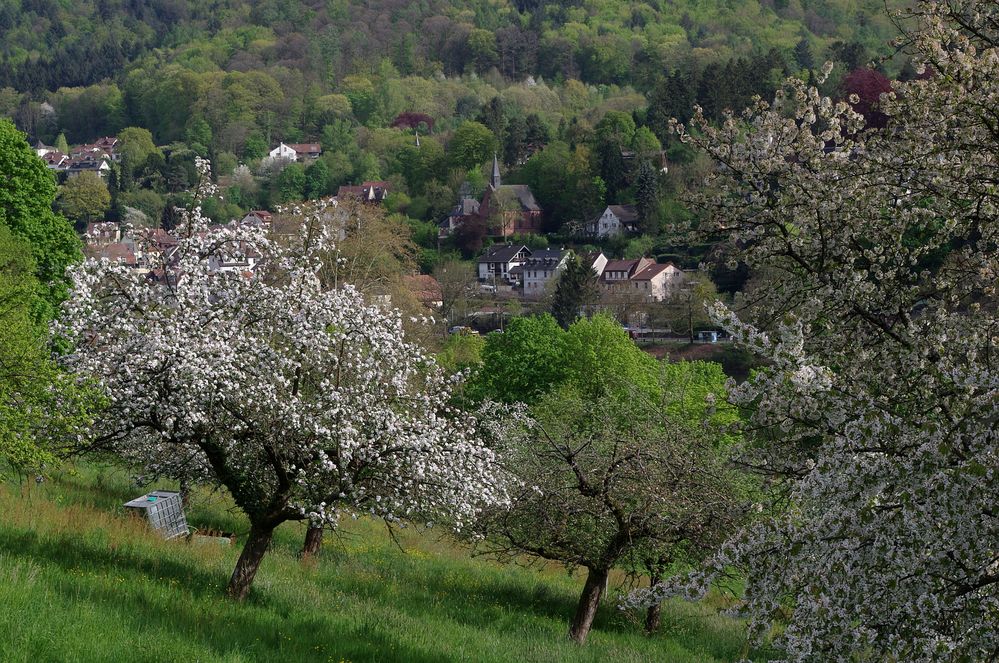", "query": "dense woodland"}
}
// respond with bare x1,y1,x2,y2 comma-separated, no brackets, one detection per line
0,0,910,275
